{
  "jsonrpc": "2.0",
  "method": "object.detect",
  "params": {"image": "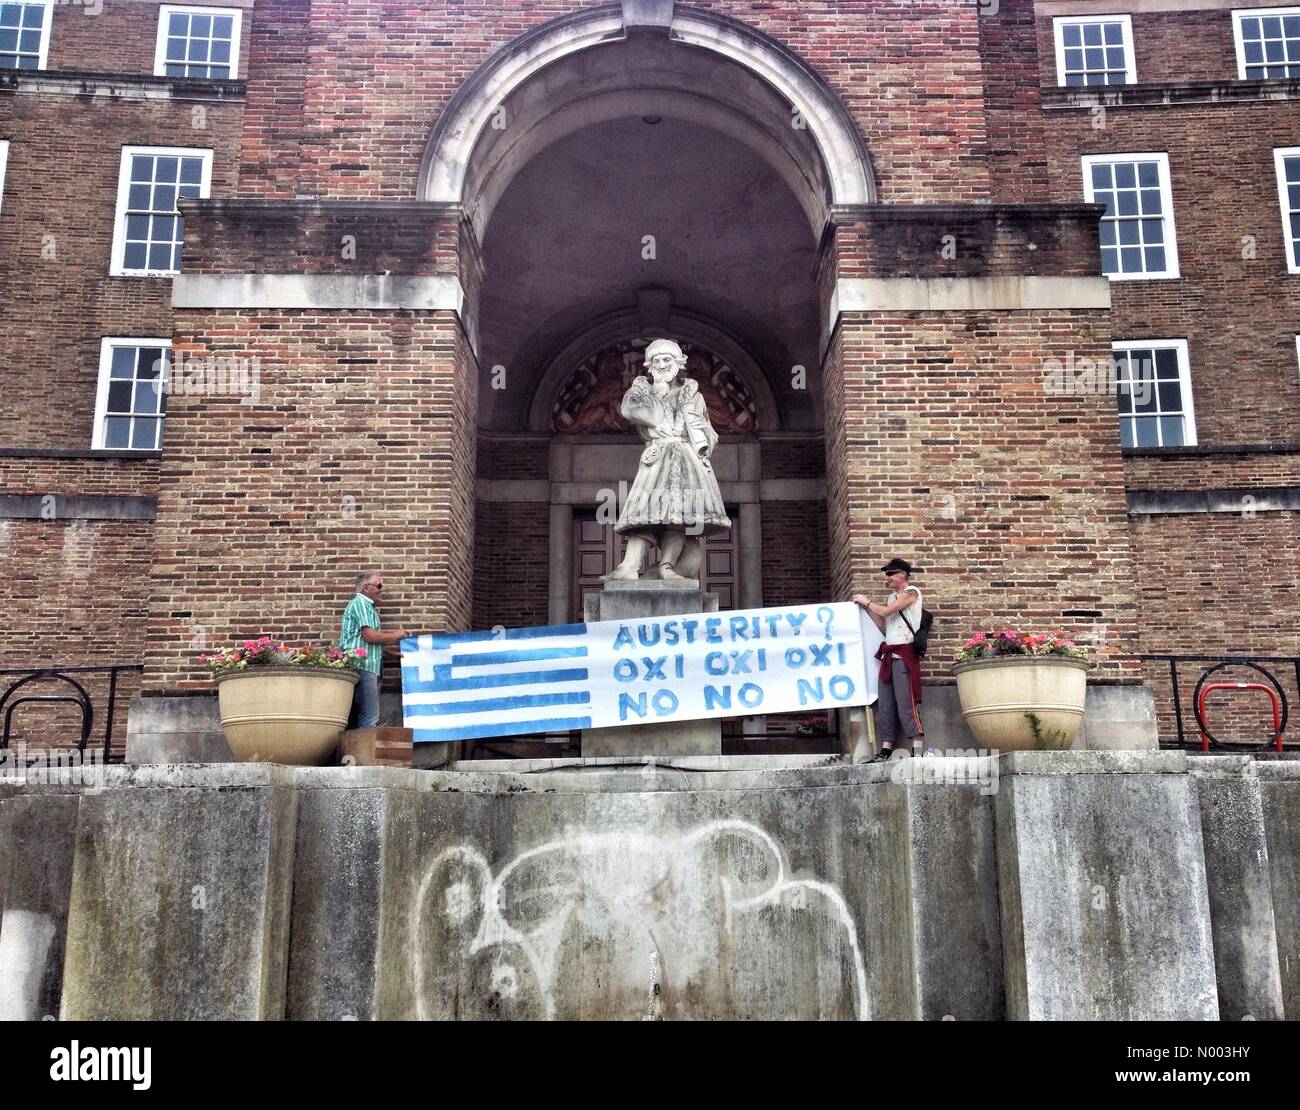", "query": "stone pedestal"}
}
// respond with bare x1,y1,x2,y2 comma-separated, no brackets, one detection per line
581,576,722,759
